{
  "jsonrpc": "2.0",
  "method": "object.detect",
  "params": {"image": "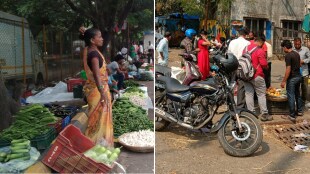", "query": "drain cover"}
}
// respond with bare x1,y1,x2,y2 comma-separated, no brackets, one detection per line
273,123,310,149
